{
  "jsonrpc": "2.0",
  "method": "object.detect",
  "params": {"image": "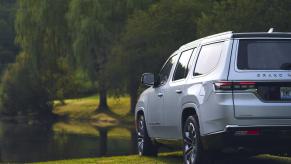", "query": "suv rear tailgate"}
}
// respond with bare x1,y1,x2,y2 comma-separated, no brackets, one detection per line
228,39,291,119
